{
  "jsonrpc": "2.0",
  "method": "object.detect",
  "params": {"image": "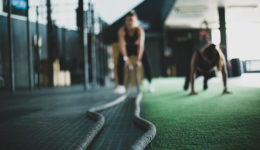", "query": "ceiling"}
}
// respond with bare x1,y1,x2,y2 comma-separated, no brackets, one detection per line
165,0,260,29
